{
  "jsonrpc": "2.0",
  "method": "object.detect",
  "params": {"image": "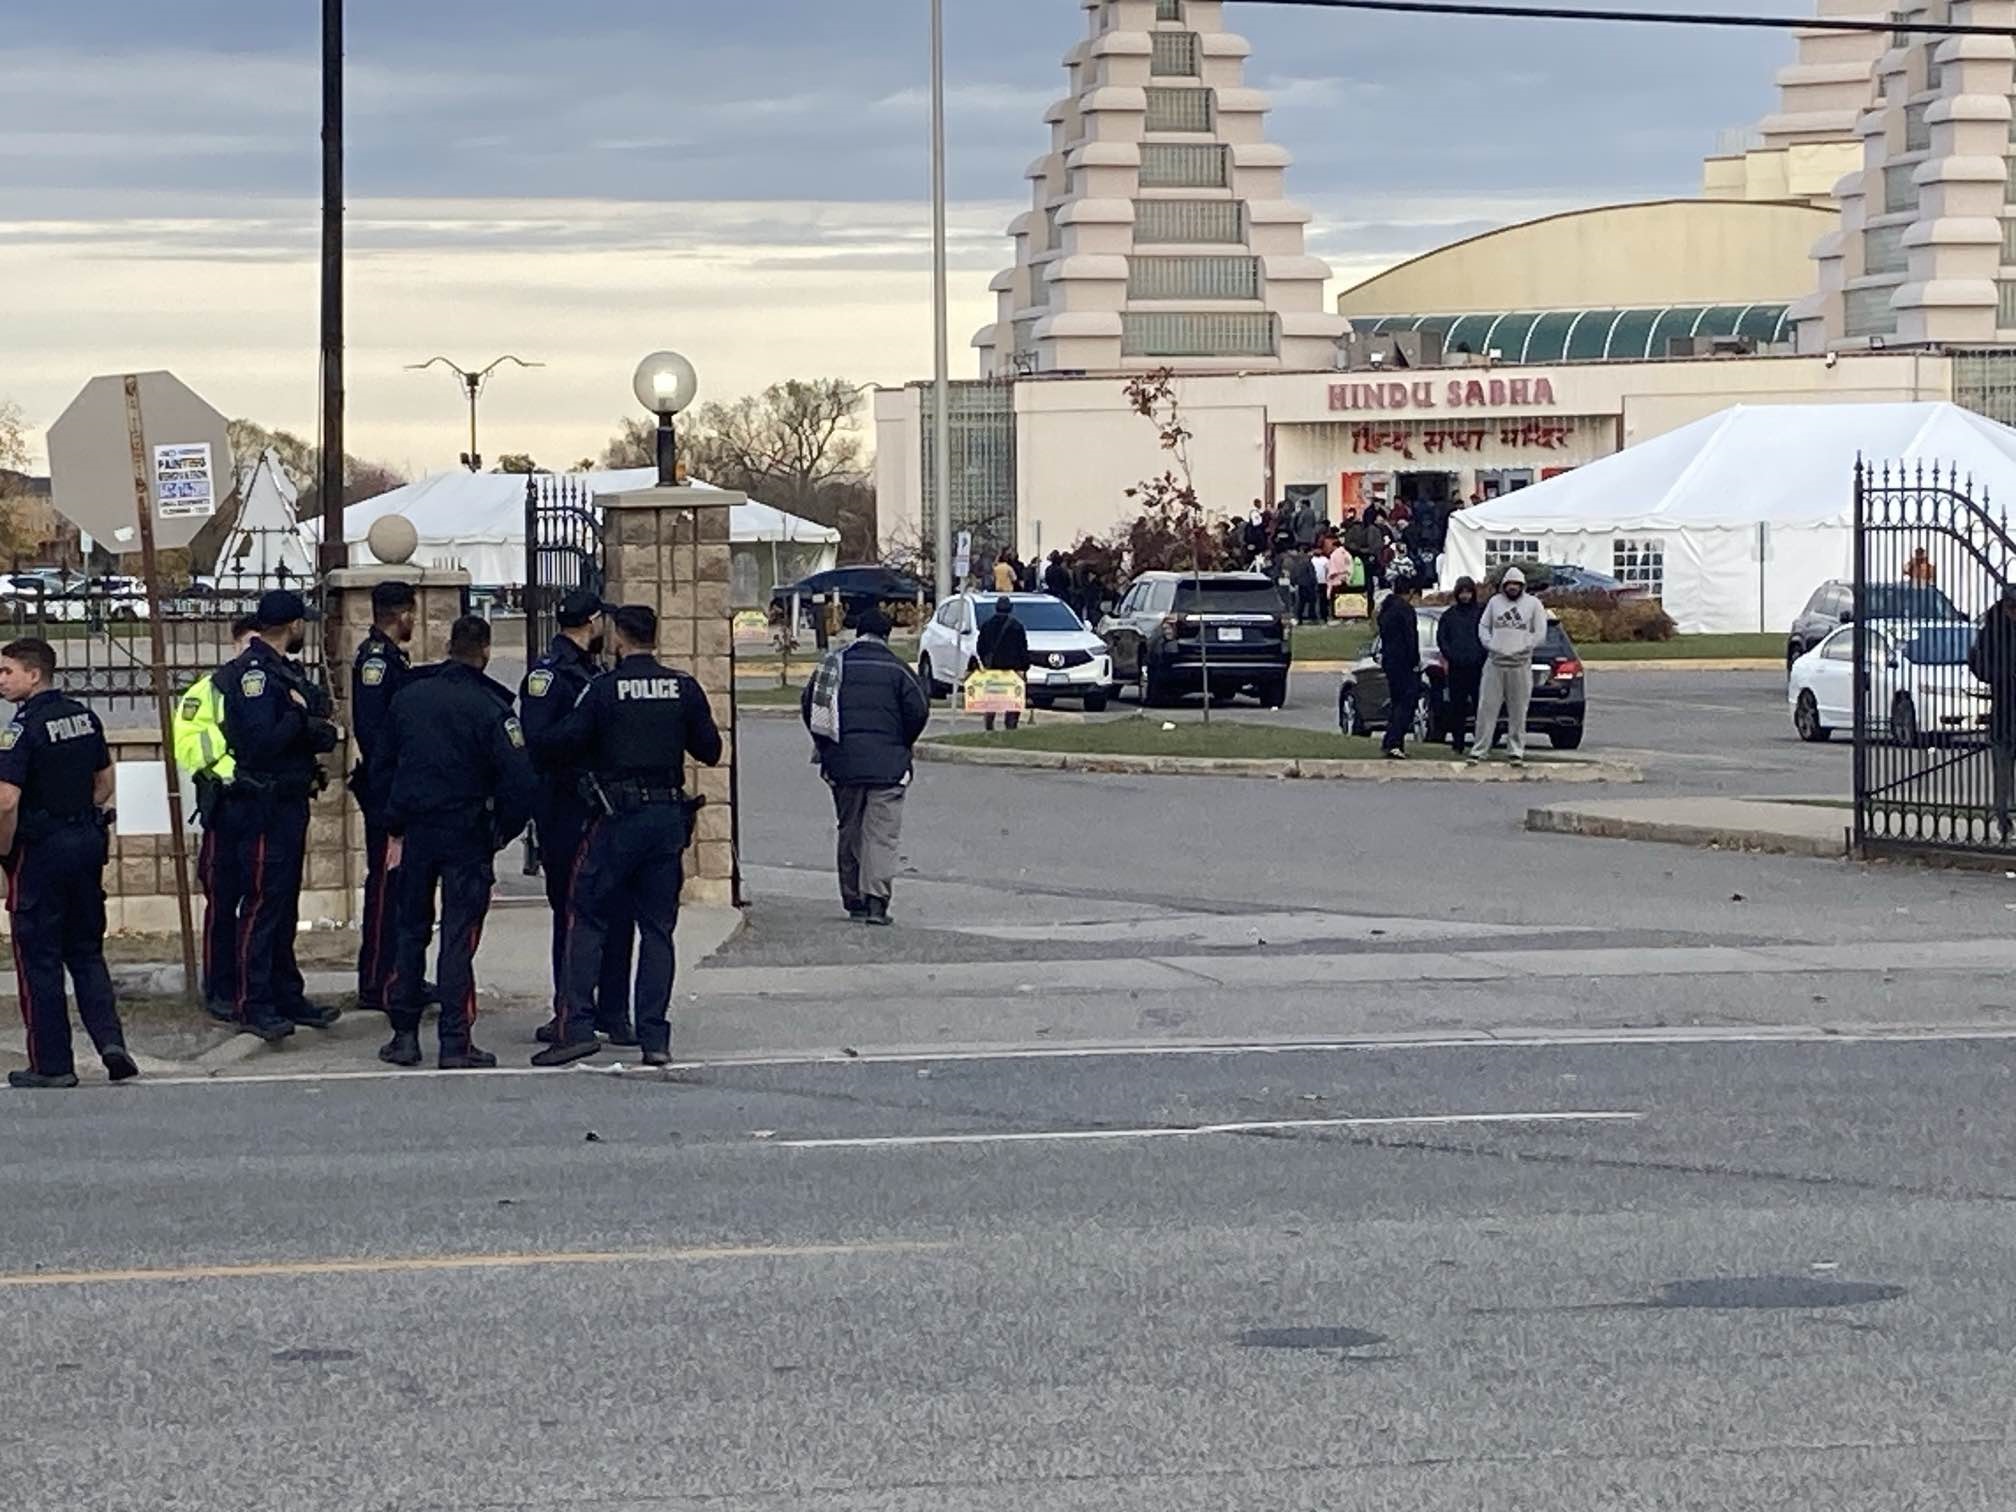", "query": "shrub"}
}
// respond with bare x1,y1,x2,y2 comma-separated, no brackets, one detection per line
1604,597,1677,643
1552,606,1603,644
